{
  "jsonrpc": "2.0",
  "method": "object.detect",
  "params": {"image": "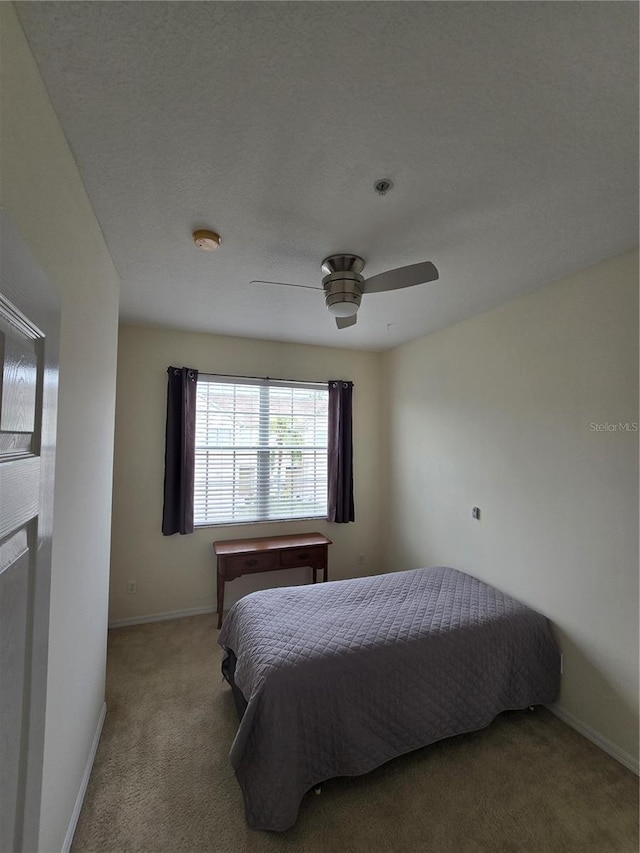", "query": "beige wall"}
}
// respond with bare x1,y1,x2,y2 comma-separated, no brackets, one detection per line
383,249,639,764
1,6,120,851
110,326,384,622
